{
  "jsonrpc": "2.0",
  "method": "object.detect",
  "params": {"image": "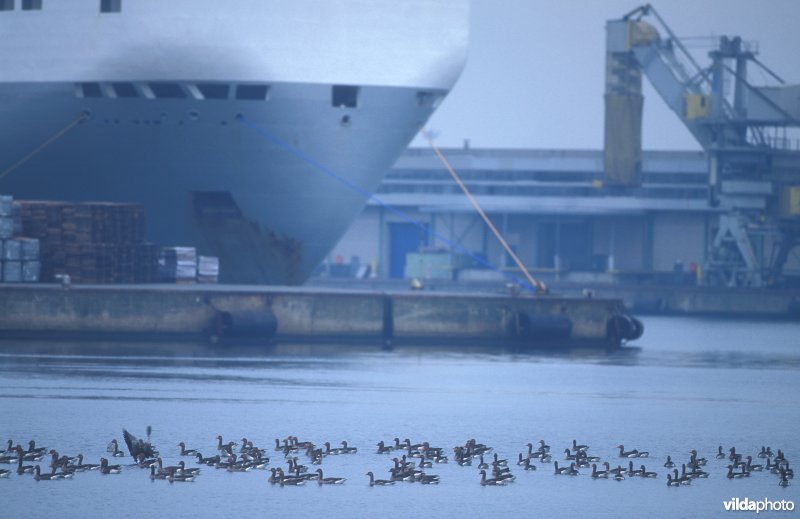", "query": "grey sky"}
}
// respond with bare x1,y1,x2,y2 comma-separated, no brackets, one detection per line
412,0,800,151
